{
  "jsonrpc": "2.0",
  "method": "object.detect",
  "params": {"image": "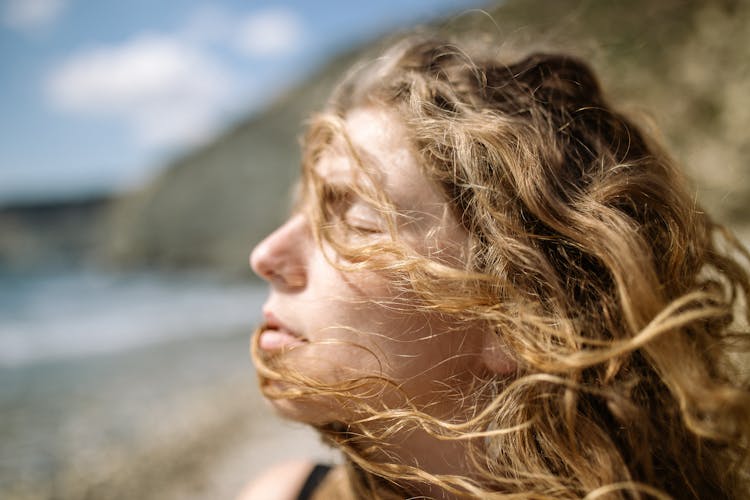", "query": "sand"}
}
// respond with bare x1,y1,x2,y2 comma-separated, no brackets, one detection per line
0,330,336,500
